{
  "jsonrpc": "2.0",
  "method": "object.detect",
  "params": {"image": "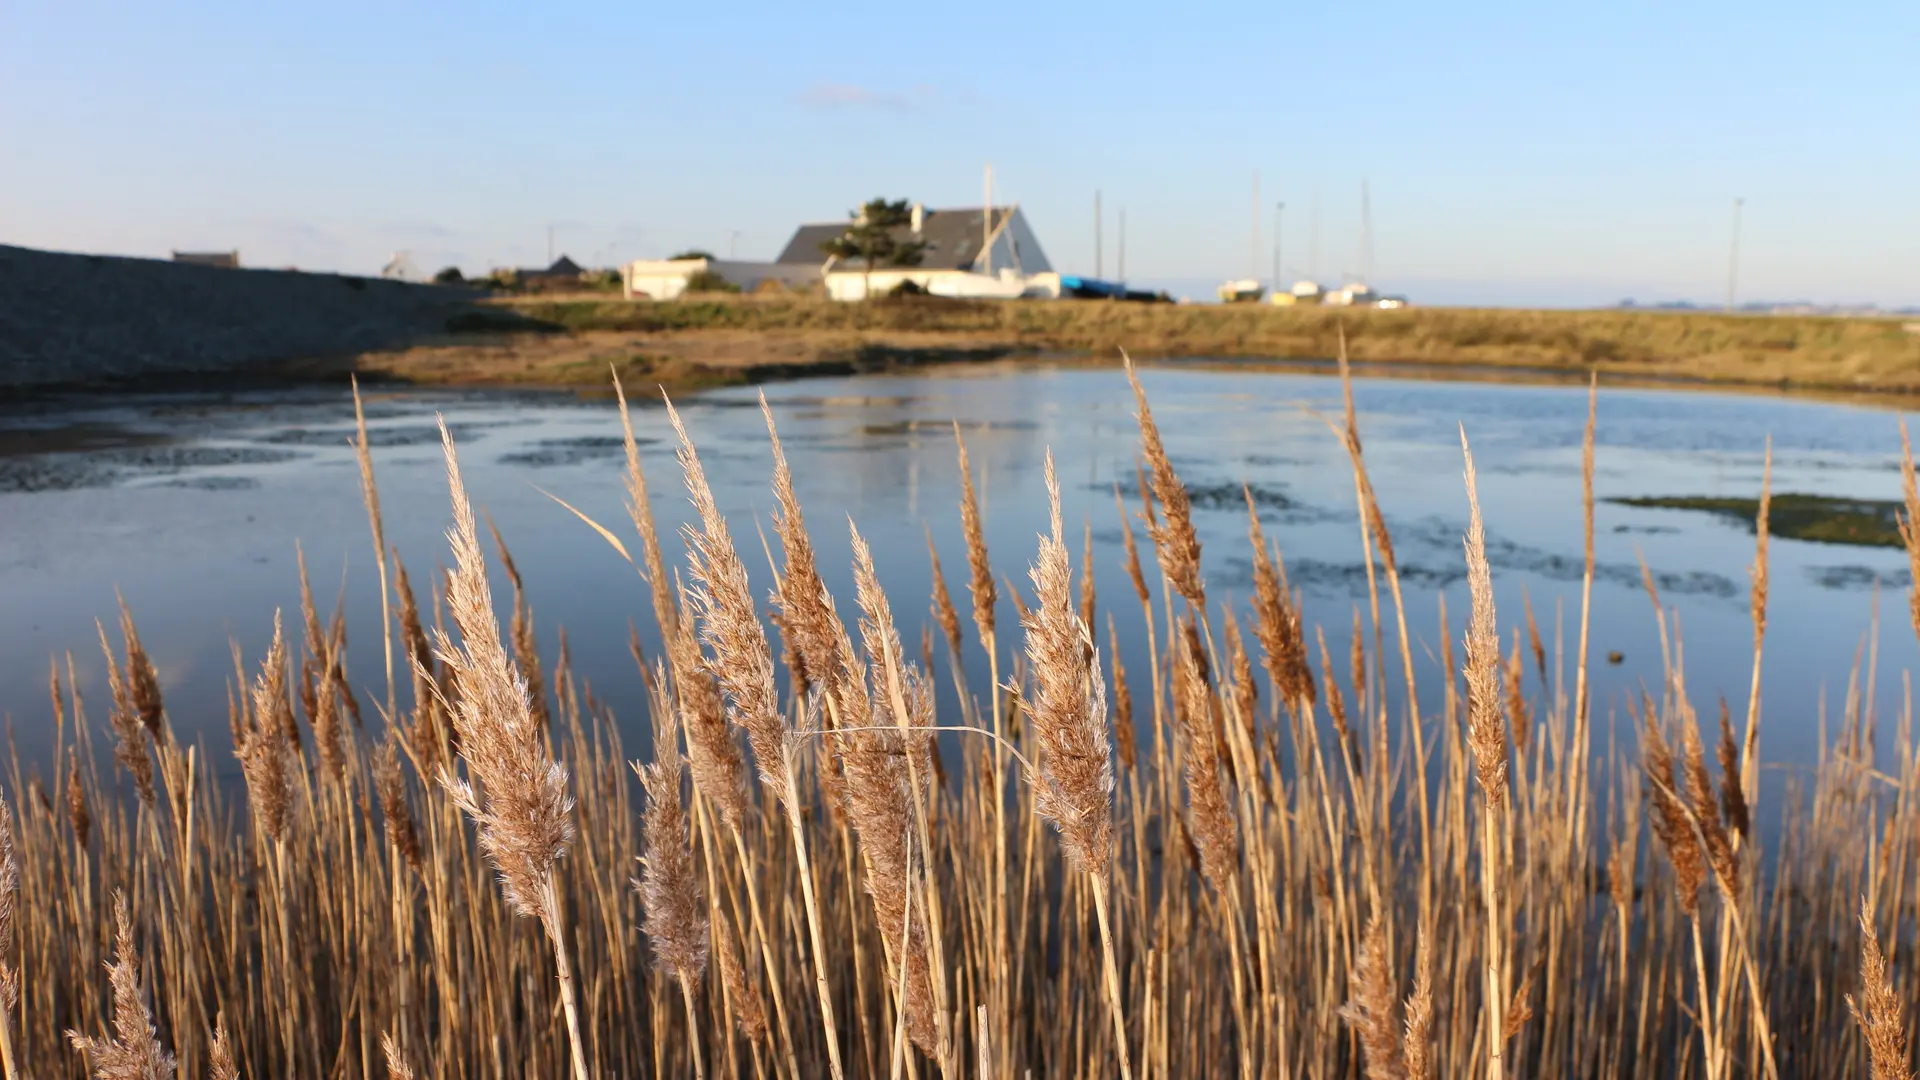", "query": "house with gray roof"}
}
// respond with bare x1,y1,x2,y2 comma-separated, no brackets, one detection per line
777,204,1056,300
